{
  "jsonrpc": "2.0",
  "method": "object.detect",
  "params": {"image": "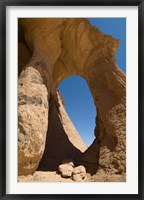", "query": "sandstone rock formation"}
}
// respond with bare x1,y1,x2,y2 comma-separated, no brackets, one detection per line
18,67,49,175
58,163,74,178
58,159,75,178
18,18,126,181
58,161,87,182
72,166,87,182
